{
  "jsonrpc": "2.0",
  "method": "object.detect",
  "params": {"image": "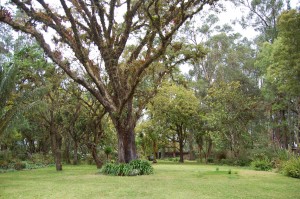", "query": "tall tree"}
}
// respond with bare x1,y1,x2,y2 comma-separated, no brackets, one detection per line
0,0,219,163
205,81,258,157
256,9,300,148
236,0,285,43
149,83,200,162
